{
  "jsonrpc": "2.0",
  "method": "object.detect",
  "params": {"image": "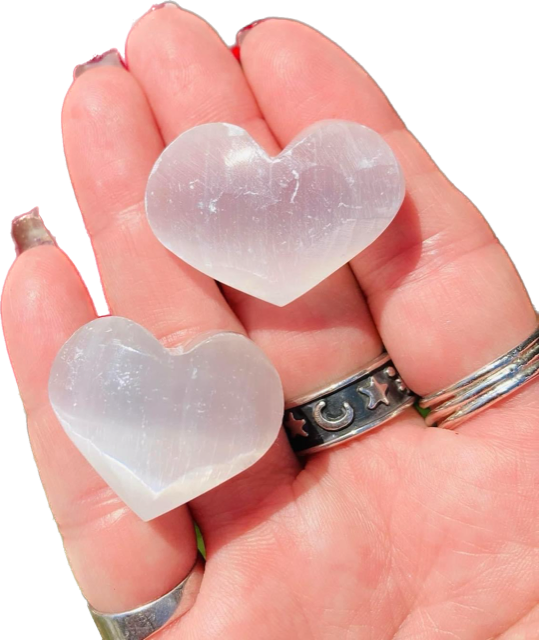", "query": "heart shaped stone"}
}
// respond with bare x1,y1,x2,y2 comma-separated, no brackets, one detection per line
48,317,284,521
146,120,404,306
